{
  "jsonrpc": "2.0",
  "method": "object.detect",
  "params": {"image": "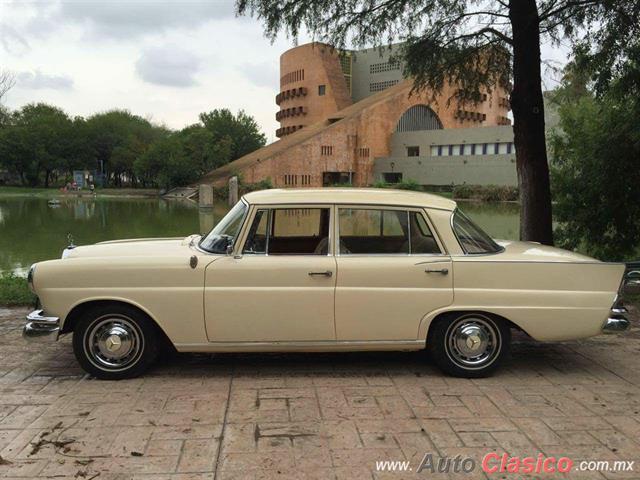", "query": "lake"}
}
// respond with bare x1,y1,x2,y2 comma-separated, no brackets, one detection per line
0,196,520,274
